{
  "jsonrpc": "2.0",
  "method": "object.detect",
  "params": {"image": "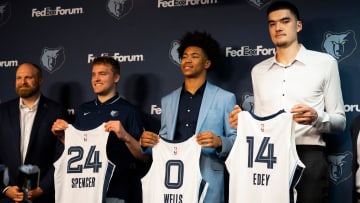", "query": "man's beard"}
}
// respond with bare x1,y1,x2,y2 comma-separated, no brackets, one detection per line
16,85,39,98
